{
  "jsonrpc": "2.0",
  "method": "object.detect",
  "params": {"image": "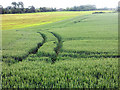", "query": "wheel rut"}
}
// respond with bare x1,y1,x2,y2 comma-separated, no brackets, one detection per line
50,32,63,63
4,32,47,63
